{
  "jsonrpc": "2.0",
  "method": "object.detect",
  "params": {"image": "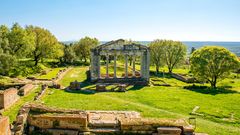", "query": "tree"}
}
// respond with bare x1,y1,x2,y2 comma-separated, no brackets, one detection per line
74,37,99,63
190,46,240,88
26,26,63,66
8,23,34,57
149,40,187,73
163,40,187,73
0,25,10,54
149,40,165,73
61,44,77,64
0,53,17,76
